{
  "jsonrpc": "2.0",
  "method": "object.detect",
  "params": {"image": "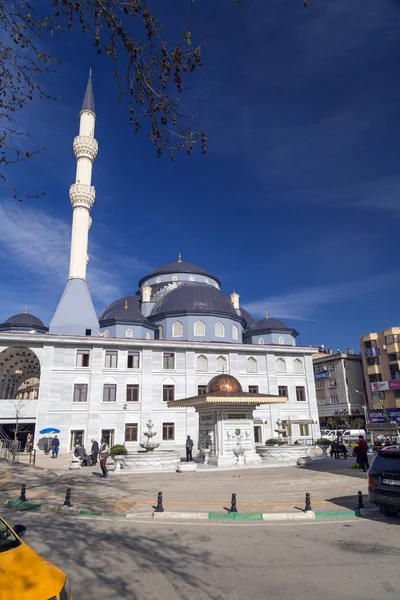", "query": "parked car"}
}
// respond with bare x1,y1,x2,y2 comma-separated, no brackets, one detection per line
0,515,72,599
324,430,344,441
341,429,367,442
368,445,400,518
